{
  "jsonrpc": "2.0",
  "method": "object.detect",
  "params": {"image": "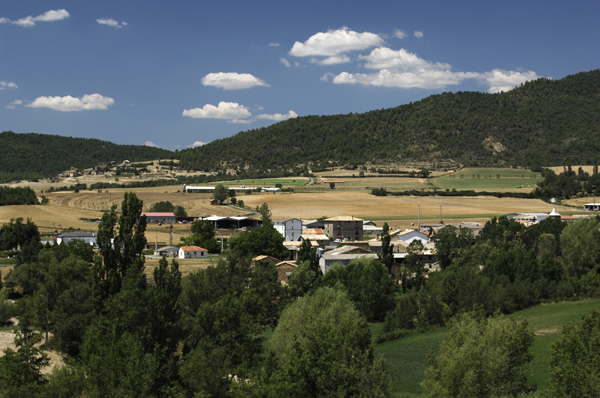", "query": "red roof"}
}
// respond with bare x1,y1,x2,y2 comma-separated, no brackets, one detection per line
180,246,207,252
141,212,176,217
